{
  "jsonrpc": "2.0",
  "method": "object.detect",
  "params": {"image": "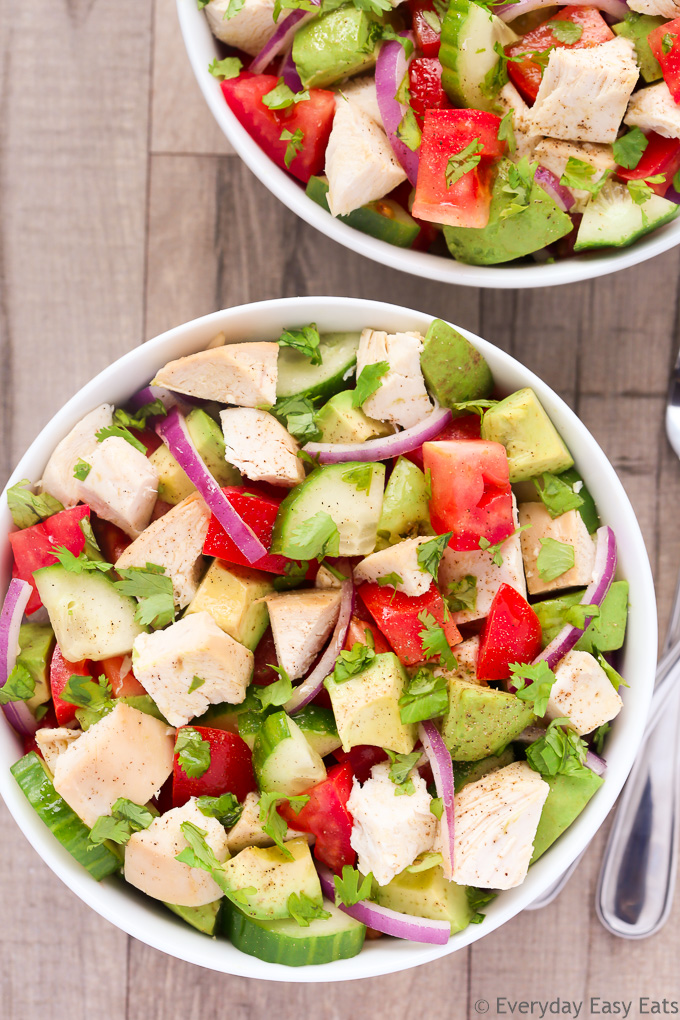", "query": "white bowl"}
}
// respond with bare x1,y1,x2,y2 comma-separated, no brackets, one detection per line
176,0,680,290
0,297,656,981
